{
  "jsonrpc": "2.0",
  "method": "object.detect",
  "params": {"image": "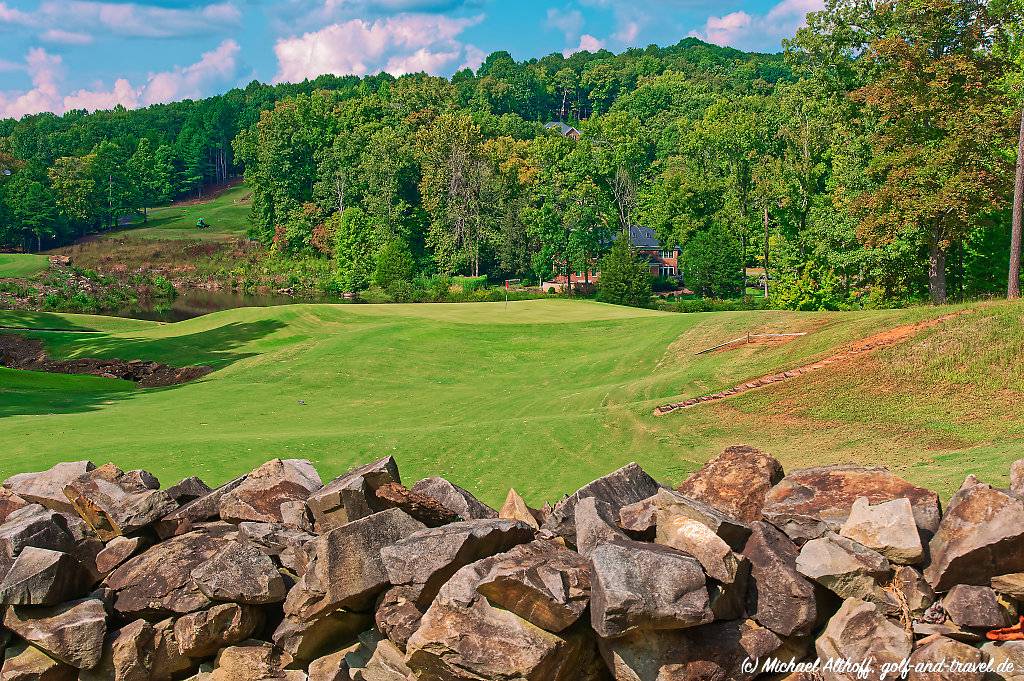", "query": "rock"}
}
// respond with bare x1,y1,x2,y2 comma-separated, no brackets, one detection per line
209,641,301,681
839,497,924,565
980,641,1024,681
960,474,983,492
78,619,153,681
191,541,287,605
542,463,662,546
307,457,400,533
0,488,29,524
164,477,213,505
993,573,1024,600
618,496,657,535
285,508,425,619
676,445,785,522
815,598,912,681
475,540,591,633
63,463,179,541
893,565,935,617
573,496,630,558
375,585,426,650
0,505,81,581
406,554,603,681
656,510,747,584
273,609,369,663
908,636,987,680
3,461,96,514
652,488,752,553
411,477,497,520
1012,460,1024,496
925,484,1024,591
95,535,148,575
942,584,1013,629
1,641,76,681
499,488,543,529
0,547,90,606
174,604,263,659
308,646,357,681
348,631,414,681
742,521,821,638
796,533,893,606
155,475,247,539
380,518,534,607
238,521,314,576
104,525,236,619
373,482,461,527
762,465,941,544
3,597,106,669
589,538,713,638
218,459,322,525
597,619,782,681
